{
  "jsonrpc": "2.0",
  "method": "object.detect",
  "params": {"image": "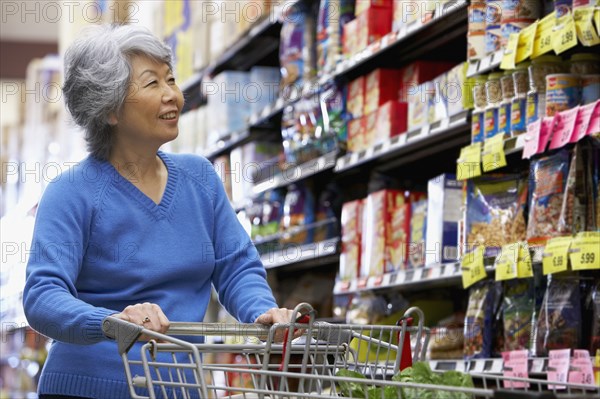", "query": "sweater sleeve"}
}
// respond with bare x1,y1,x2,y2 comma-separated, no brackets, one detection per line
23,174,115,344
203,159,278,323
